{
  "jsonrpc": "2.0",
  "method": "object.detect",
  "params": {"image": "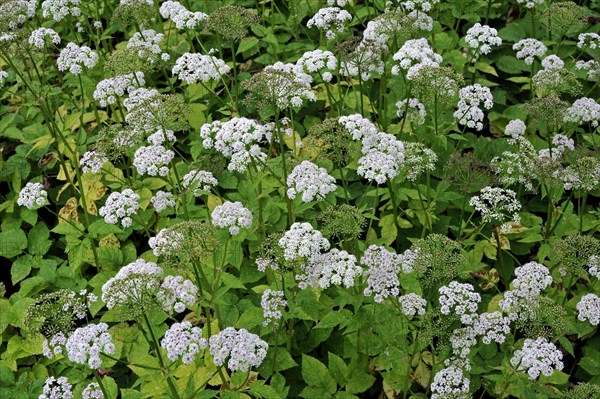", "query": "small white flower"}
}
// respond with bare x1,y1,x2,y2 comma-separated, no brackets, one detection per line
391,38,442,79
148,227,184,257
430,365,470,399
151,191,175,212
157,275,198,314
396,98,427,125
40,376,73,399
209,327,268,372
65,323,115,369
57,43,99,75
513,38,547,65
159,1,207,29
577,33,600,49
211,201,253,235
439,282,481,325
172,52,231,84
504,119,527,140
41,0,81,21
93,72,145,107
161,321,207,364
133,145,174,176
454,84,494,131
306,7,352,39
464,23,502,60
564,97,600,128
298,249,362,289
261,289,287,327
577,293,600,326
469,186,521,226
287,160,337,202
80,151,108,174
511,337,563,380
296,50,337,81
28,27,60,48
99,189,140,228
101,259,163,309
17,182,48,209
278,222,330,262
361,245,401,303
181,169,218,196
82,382,104,399
398,293,427,316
